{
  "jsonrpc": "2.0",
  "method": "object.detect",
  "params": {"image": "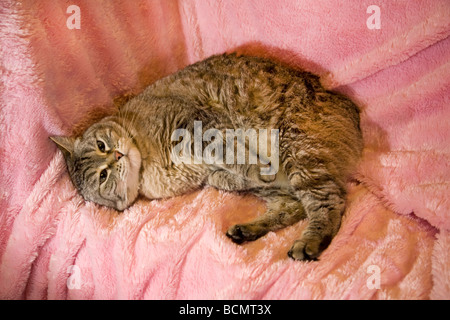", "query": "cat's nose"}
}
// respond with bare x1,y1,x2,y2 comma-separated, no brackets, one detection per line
114,150,124,161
